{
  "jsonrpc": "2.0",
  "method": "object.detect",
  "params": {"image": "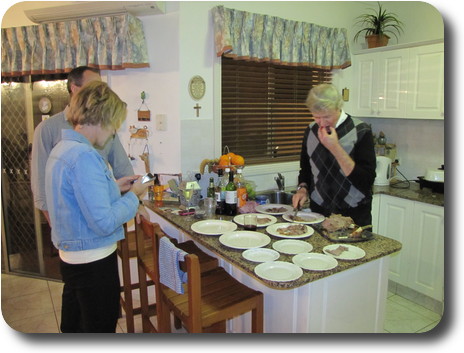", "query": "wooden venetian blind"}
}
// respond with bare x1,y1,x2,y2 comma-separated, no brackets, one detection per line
221,57,332,165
